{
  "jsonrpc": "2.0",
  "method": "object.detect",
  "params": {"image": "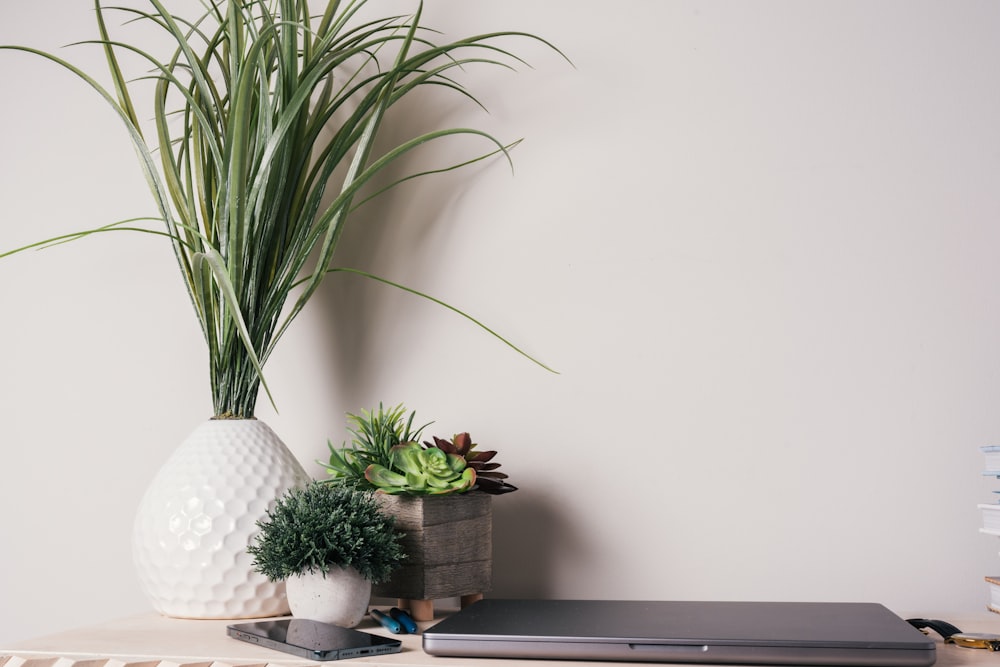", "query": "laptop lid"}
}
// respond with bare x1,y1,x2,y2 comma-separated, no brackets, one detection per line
422,599,936,666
